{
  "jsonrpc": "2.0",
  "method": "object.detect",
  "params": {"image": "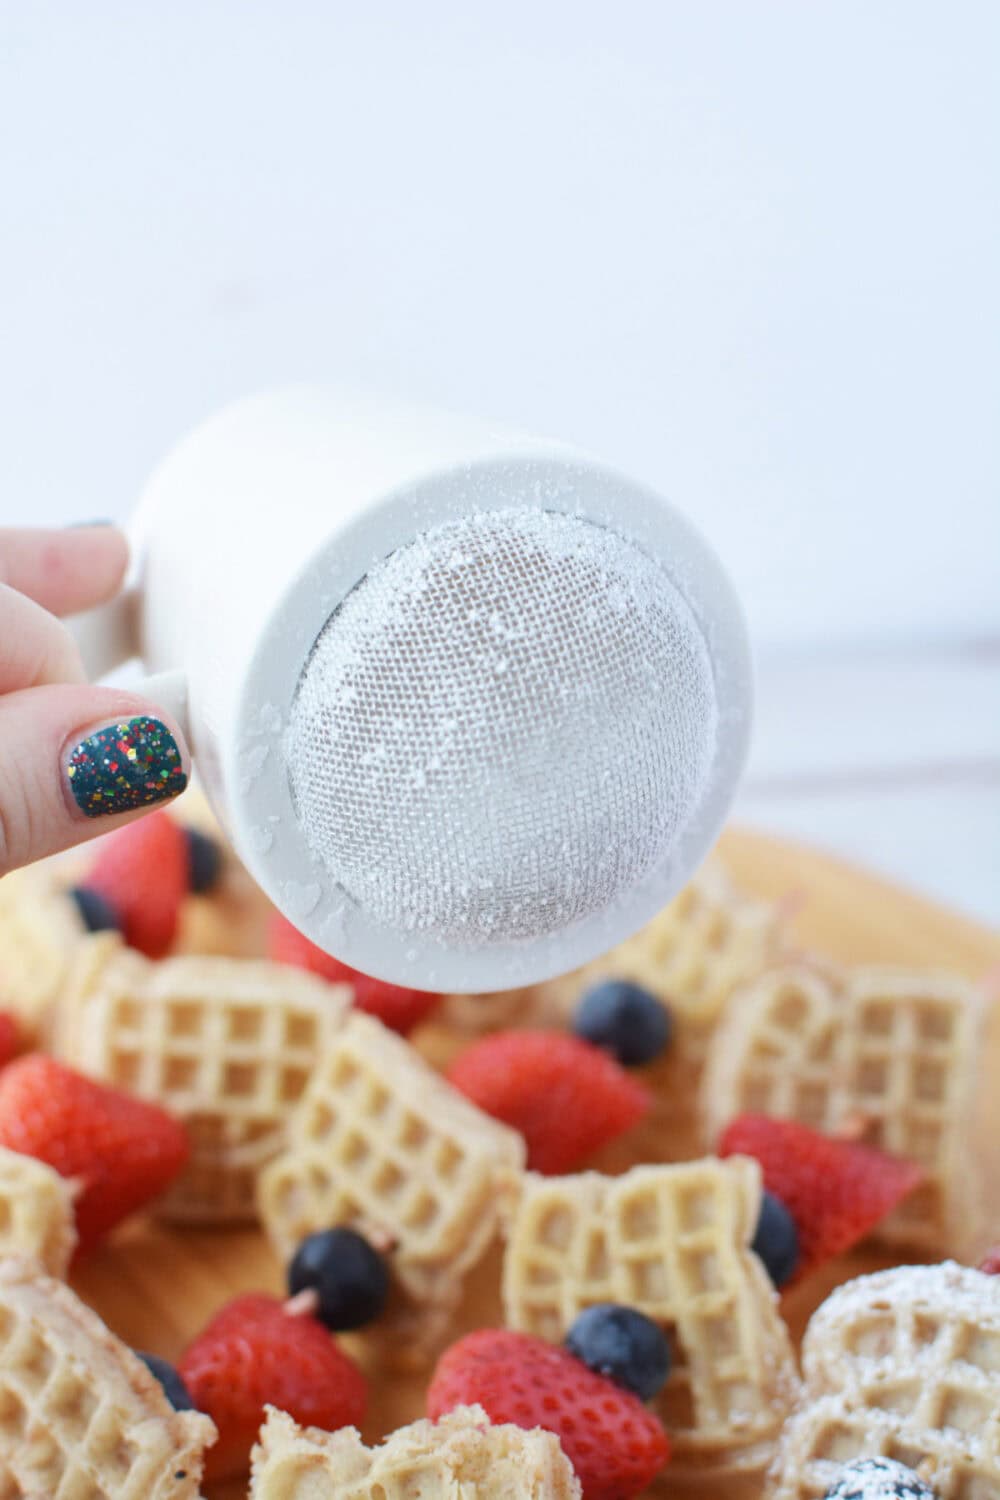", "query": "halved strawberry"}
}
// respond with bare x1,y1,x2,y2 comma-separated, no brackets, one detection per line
84,810,188,957
0,1054,189,1251
428,1328,669,1500
179,1294,366,1481
268,912,441,1034
447,1030,650,1174
720,1113,923,1283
